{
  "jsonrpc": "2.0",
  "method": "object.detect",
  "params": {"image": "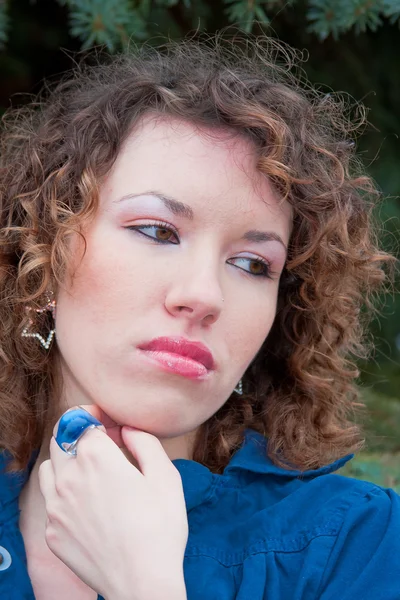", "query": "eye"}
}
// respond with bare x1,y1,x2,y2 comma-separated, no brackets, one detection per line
126,221,272,279
228,257,273,279
126,221,179,244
